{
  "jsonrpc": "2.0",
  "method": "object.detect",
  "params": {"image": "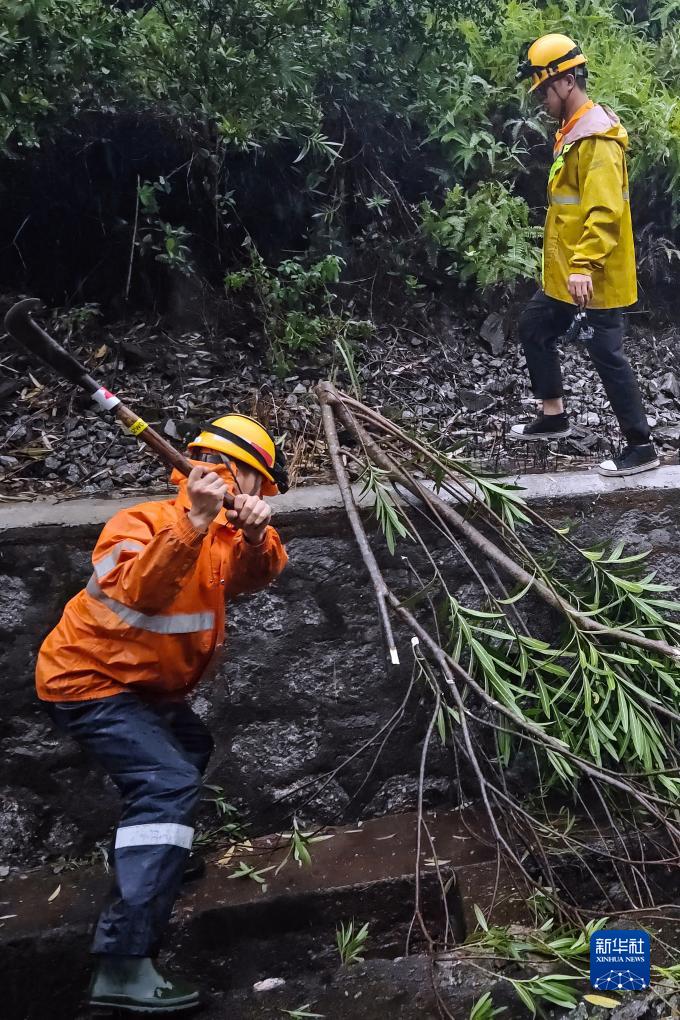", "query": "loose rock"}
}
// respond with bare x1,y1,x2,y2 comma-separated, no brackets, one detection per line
253,978,286,993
